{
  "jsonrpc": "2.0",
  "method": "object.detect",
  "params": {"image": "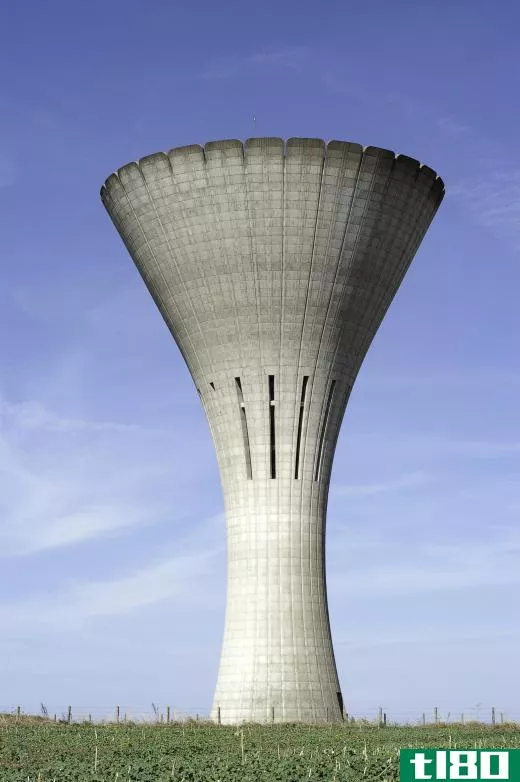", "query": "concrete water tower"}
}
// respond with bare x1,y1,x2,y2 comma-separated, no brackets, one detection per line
101,137,444,724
